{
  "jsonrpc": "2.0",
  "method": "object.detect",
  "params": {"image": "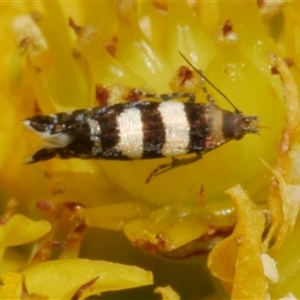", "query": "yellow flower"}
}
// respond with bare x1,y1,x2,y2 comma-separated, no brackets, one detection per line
0,1,300,299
